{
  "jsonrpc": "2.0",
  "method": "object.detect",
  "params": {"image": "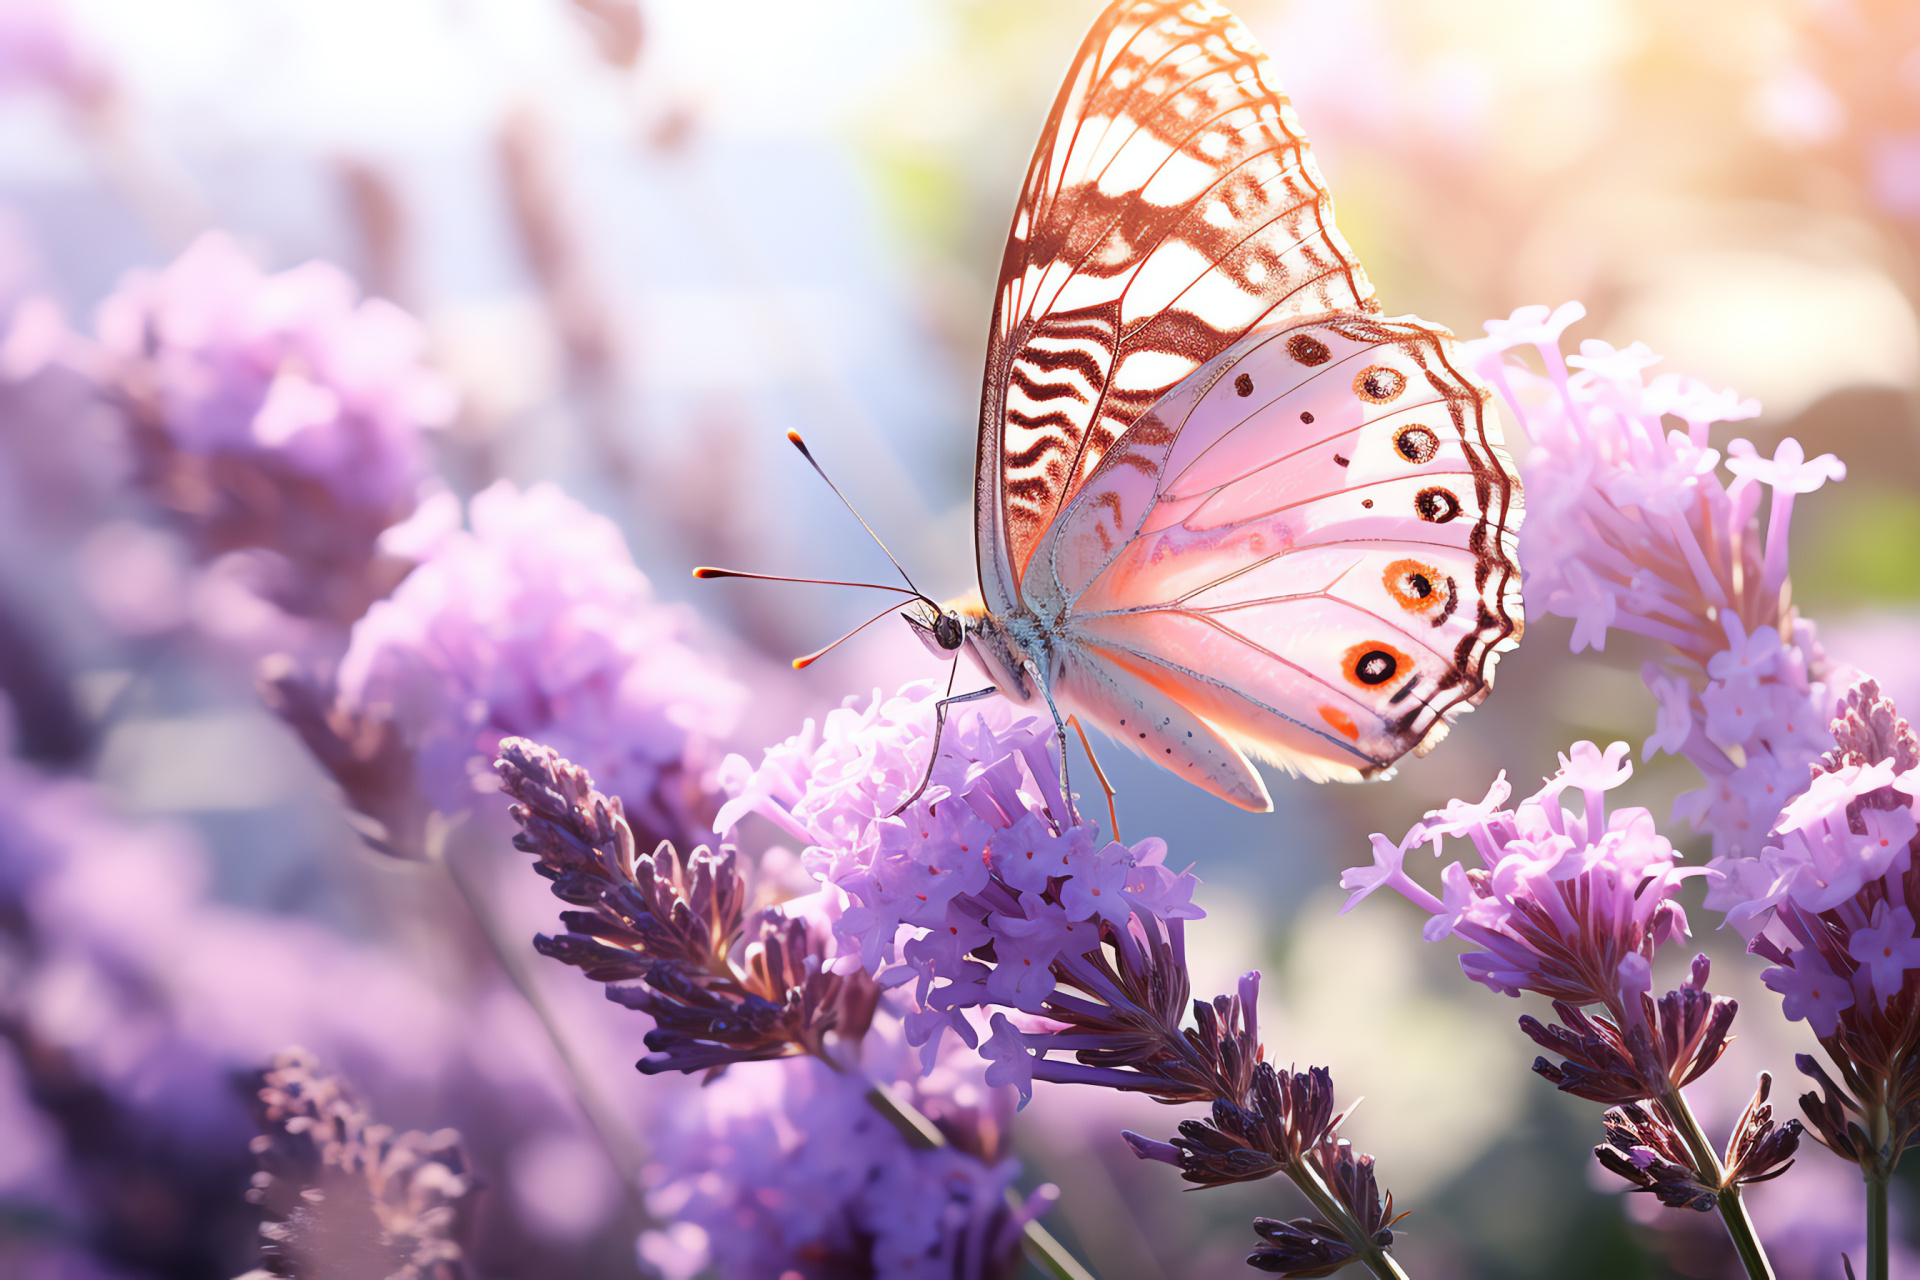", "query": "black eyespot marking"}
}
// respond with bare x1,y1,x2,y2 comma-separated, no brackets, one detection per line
1388,676,1419,705
1300,410,1315,424
1394,425,1438,464
1354,650,1398,685
1354,365,1406,403
1415,487,1462,523
1408,573,1432,598
1287,333,1331,366
1234,373,1254,397
1333,453,1349,467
